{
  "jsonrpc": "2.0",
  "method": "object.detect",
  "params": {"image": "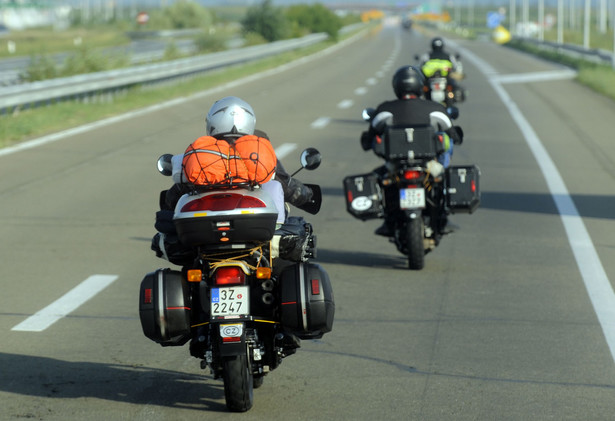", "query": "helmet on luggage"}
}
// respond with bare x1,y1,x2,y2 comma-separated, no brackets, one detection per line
206,96,256,137
431,37,444,52
392,65,425,99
